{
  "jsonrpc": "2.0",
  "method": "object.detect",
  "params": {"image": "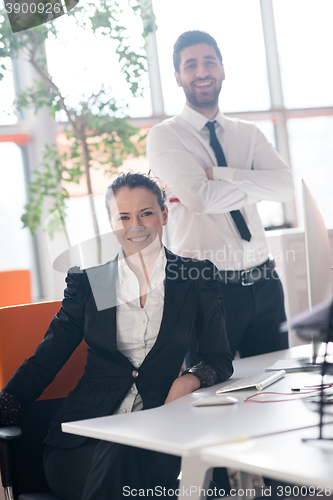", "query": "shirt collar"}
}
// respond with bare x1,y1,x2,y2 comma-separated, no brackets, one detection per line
180,104,226,132
117,246,167,285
